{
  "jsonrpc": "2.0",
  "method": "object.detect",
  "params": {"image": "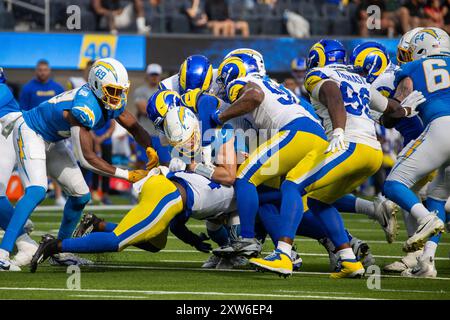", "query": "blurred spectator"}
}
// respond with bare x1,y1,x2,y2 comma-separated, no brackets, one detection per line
92,0,150,34
205,0,249,37
399,0,426,32
444,0,450,33
184,0,209,33
290,57,308,99
134,63,162,133
133,63,171,166
358,0,395,37
423,0,445,27
19,59,64,111
91,120,116,205
283,78,298,96
66,60,95,90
